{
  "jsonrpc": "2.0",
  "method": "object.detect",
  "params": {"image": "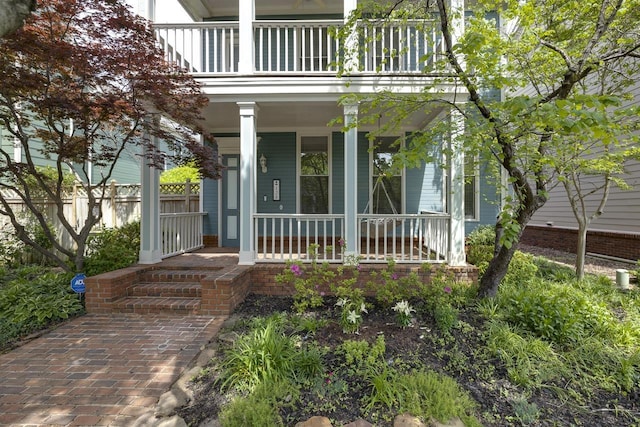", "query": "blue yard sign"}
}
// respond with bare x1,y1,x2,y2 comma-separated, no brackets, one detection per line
70,273,86,294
